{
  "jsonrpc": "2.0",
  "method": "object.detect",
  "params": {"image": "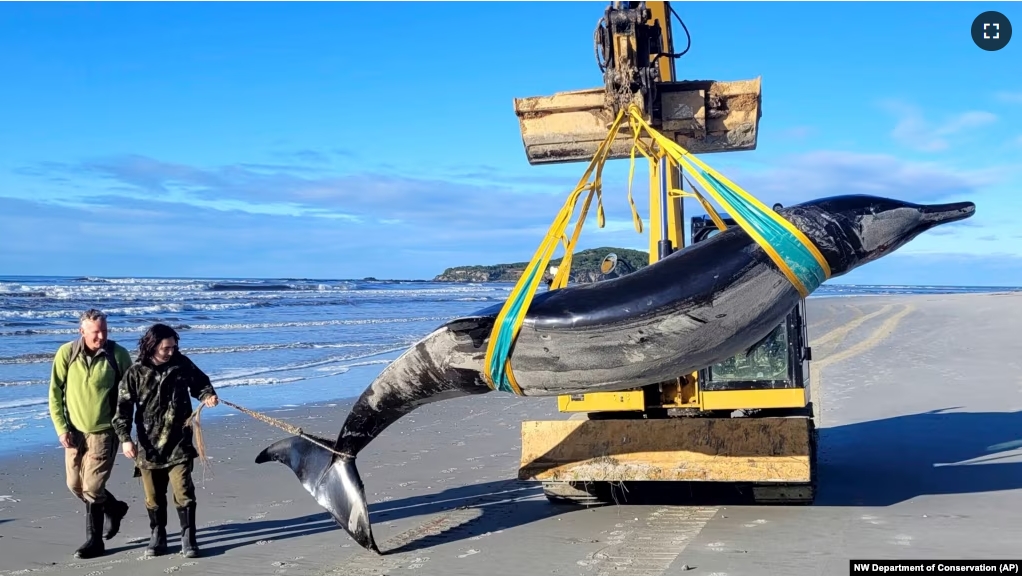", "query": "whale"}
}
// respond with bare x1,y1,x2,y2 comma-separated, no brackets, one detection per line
254,194,975,553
